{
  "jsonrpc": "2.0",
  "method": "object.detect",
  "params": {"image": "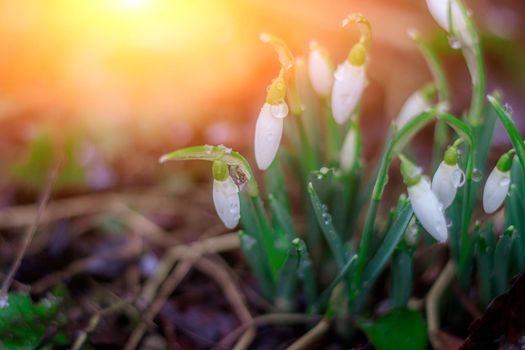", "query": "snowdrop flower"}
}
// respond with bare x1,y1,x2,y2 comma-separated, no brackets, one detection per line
431,140,465,209
308,41,334,98
483,151,513,214
331,14,370,125
254,71,288,170
340,123,359,171
395,84,436,129
400,155,448,242
212,160,240,229
426,0,472,47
